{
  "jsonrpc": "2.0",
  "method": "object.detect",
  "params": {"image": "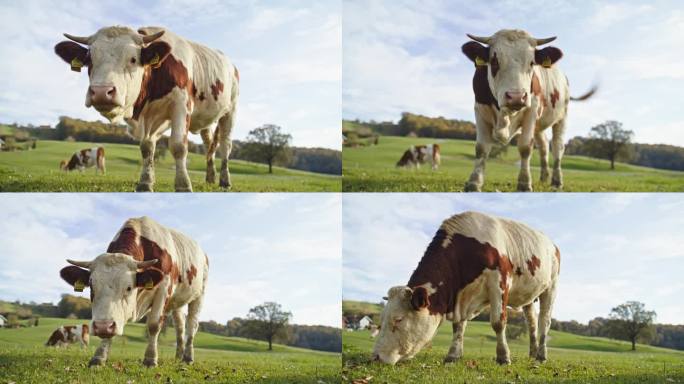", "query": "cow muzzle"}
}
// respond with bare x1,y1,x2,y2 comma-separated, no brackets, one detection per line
88,85,119,112
504,90,528,110
92,320,116,338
